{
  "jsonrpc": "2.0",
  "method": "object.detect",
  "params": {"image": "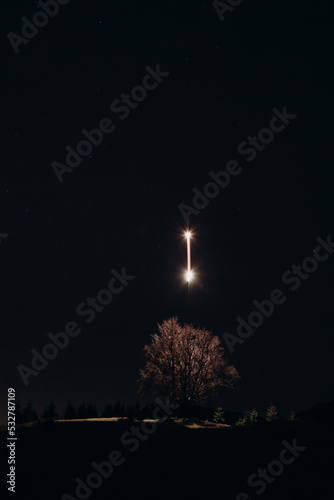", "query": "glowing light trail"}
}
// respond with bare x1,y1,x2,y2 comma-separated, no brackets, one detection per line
185,231,193,282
